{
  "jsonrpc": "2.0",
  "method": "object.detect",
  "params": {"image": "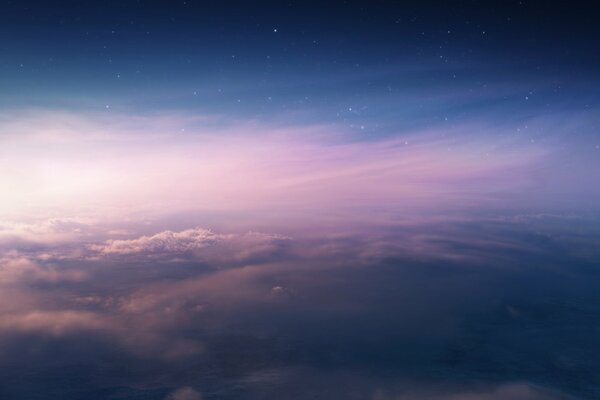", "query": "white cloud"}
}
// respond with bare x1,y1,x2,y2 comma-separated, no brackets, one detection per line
90,228,221,255
89,227,289,262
